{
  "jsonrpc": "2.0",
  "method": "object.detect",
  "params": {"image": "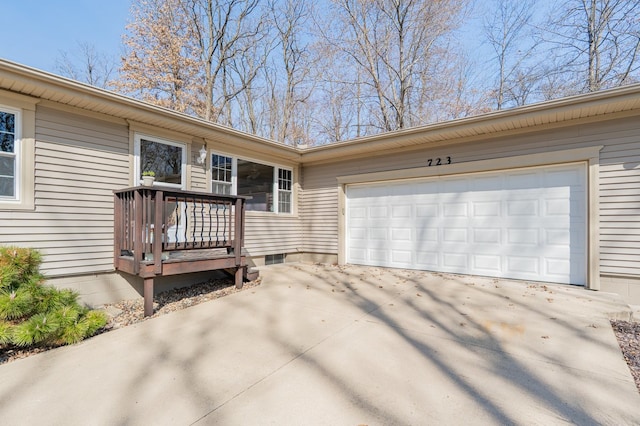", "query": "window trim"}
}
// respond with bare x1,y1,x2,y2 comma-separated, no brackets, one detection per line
277,168,293,214
0,105,20,201
134,133,187,190
211,153,234,195
209,150,294,215
0,92,36,211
